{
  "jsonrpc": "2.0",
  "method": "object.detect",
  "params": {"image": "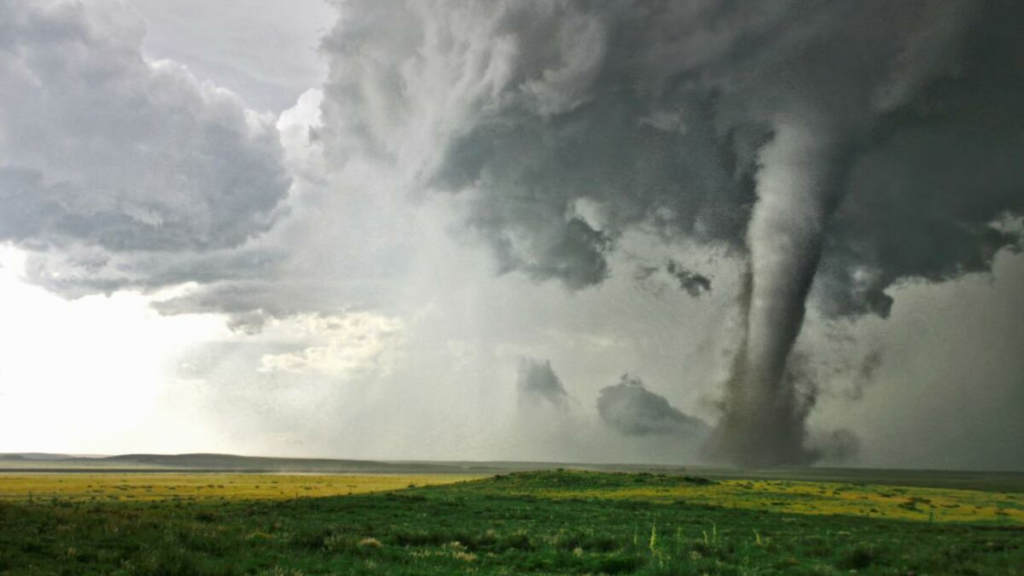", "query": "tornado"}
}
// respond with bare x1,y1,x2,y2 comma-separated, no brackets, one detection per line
707,122,854,466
